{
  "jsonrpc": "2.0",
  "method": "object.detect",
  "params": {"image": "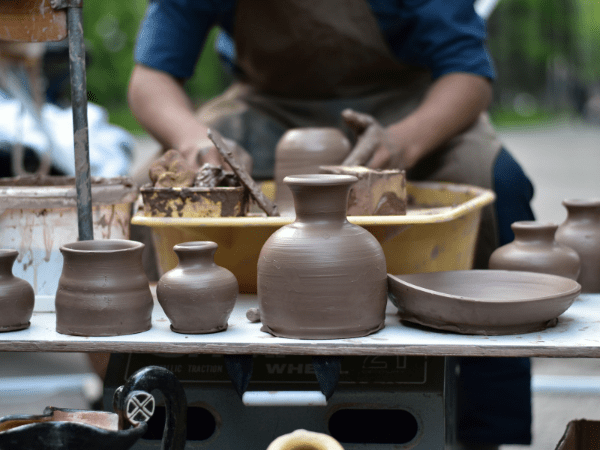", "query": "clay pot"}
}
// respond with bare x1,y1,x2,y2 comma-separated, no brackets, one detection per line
157,241,238,334
274,128,351,214
556,199,600,293
258,174,388,339
0,249,34,332
55,240,153,336
489,221,580,280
